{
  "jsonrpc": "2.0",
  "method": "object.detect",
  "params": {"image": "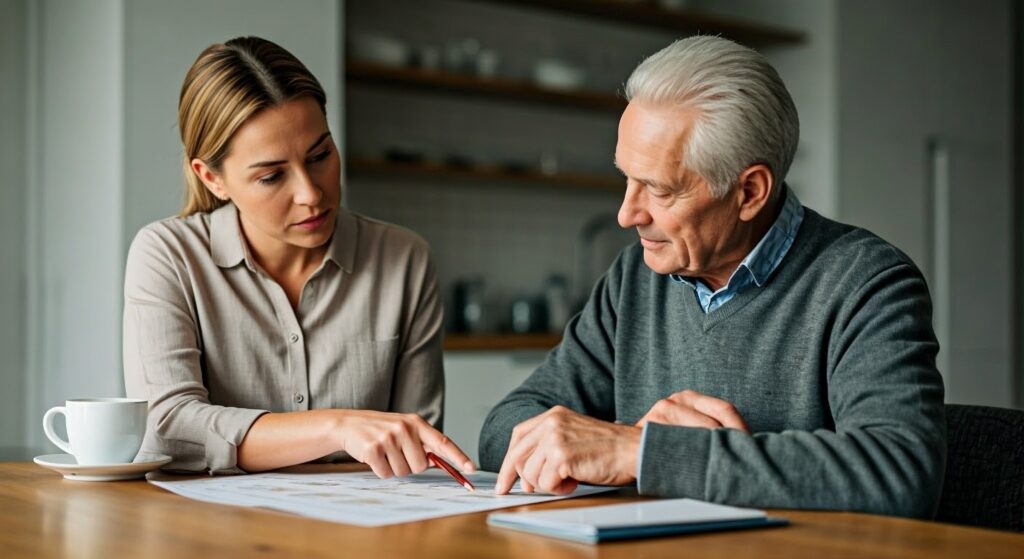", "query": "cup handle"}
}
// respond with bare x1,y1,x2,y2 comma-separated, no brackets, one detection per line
43,406,73,454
